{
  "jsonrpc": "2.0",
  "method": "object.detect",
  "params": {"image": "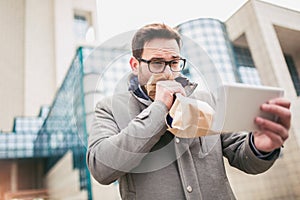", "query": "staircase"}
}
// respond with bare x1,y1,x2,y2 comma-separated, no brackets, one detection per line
0,106,50,159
